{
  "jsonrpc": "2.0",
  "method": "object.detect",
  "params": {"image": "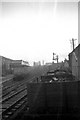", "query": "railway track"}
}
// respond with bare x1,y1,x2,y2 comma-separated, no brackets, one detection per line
1,76,36,120
2,91,27,120
2,76,36,99
0,66,49,120
2,87,27,120
2,81,27,98
0,75,14,88
0,77,24,100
